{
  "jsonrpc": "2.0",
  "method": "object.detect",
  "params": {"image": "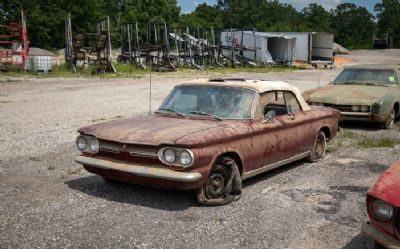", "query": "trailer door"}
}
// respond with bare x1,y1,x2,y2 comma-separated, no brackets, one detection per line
311,33,334,63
